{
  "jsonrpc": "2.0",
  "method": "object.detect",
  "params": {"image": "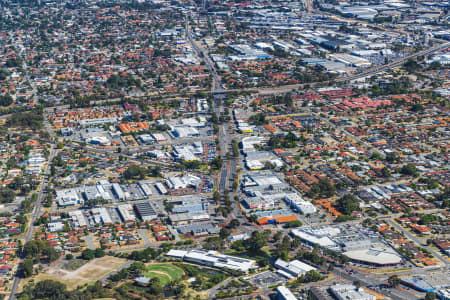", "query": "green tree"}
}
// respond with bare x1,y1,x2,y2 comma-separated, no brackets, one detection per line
81,249,95,260
381,166,391,178
308,178,336,198
219,228,230,240
32,280,67,300
388,275,400,287
42,246,59,263
21,259,34,278
400,163,418,177
0,94,13,106
94,248,105,258
228,219,240,229
285,220,303,228
122,165,147,180
336,194,359,215
246,231,267,253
